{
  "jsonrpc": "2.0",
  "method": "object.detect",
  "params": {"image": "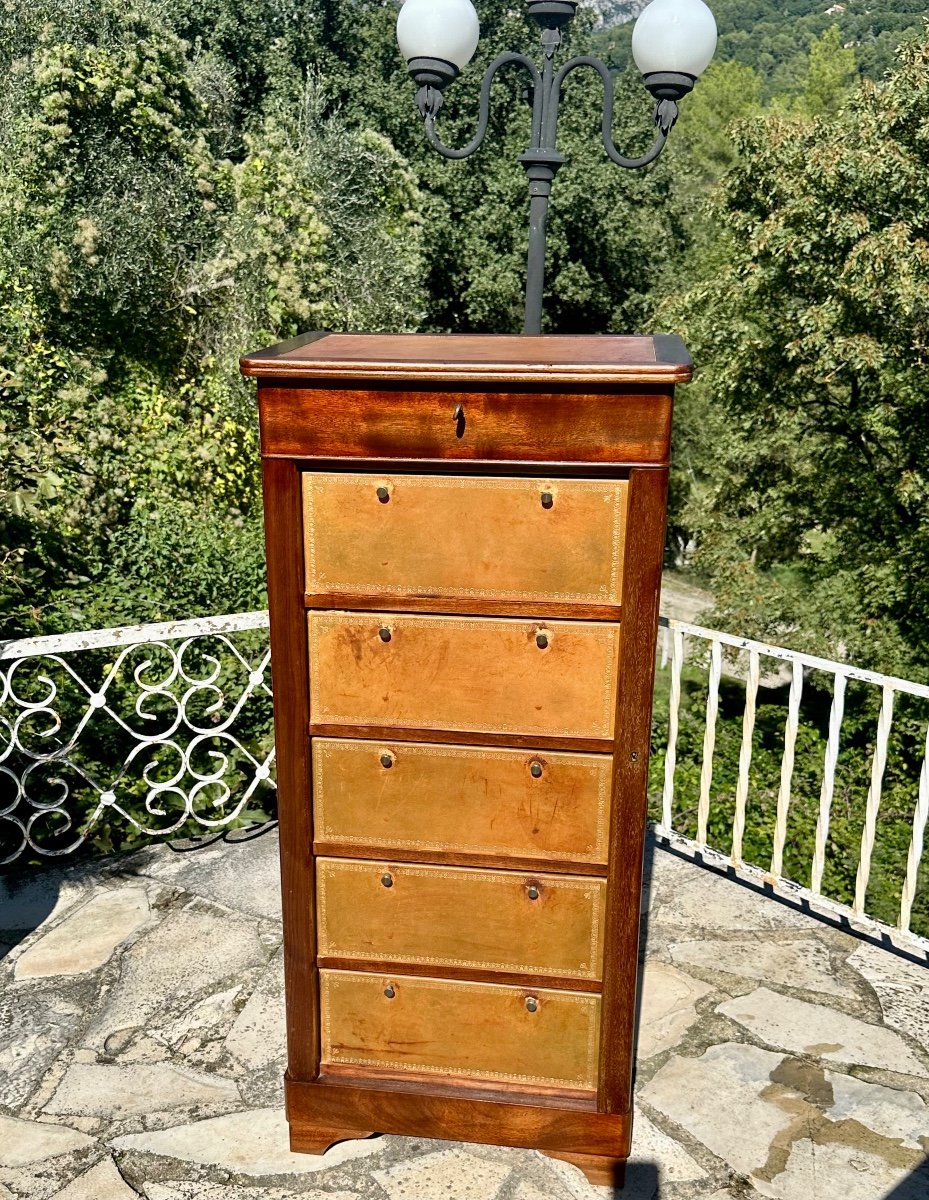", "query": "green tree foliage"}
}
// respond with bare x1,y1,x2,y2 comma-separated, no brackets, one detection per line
672,59,764,188
0,0,425,638
661,31,929,680
593,0,924,99
803,25,858,115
